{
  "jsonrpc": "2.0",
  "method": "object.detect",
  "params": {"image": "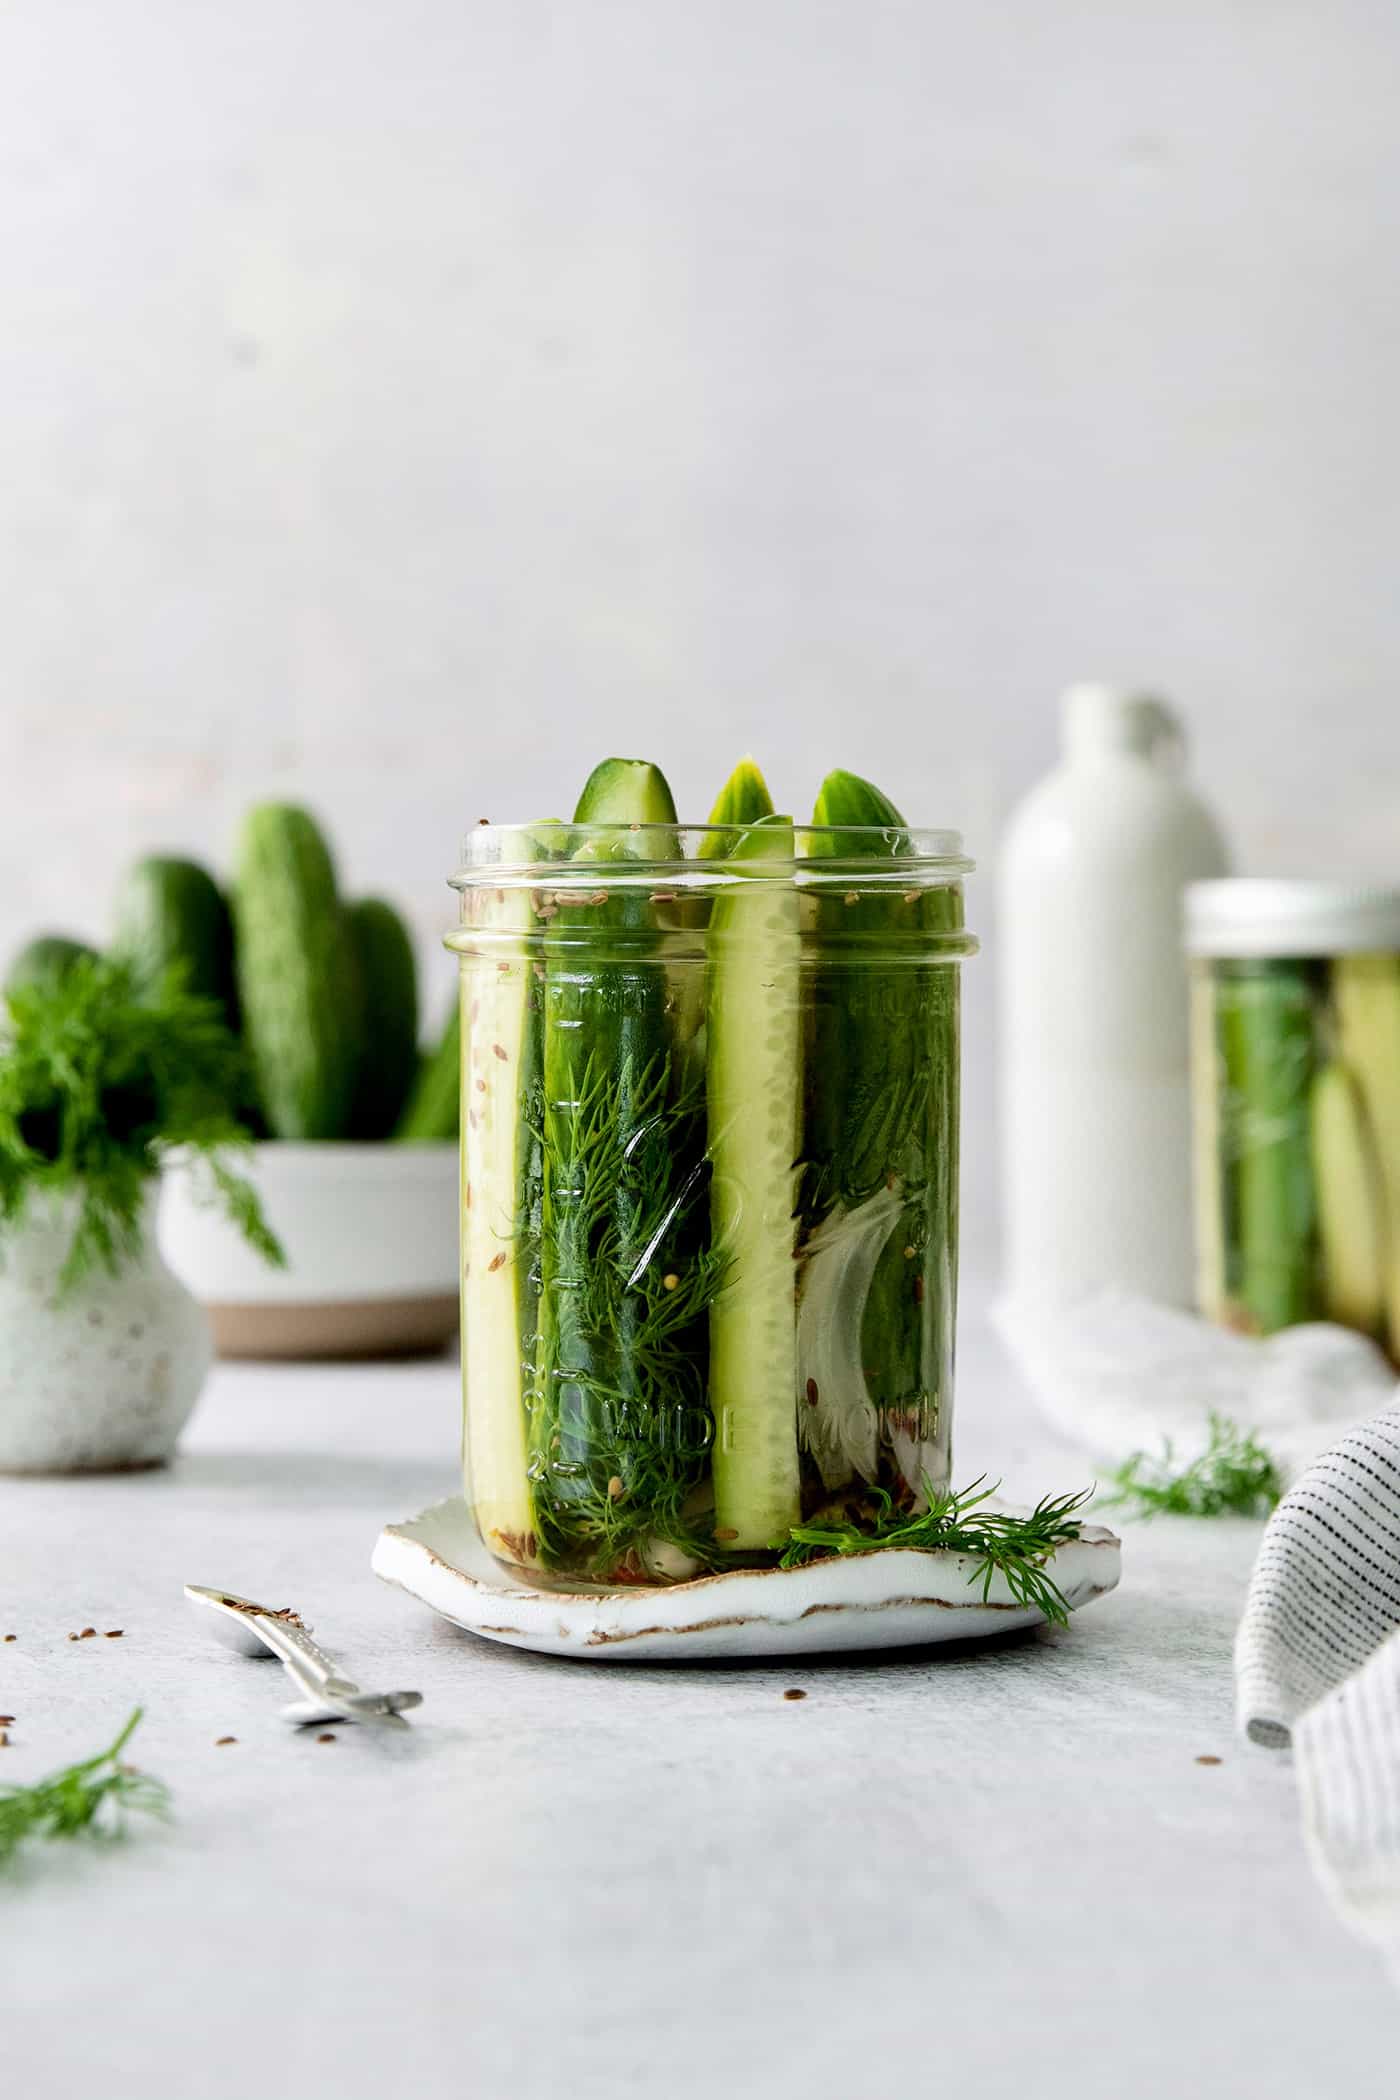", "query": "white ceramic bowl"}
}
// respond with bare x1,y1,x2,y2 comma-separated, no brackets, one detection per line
159,1142,459,1360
